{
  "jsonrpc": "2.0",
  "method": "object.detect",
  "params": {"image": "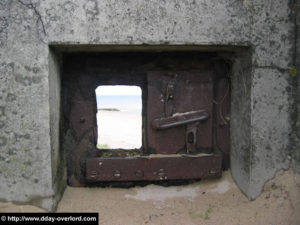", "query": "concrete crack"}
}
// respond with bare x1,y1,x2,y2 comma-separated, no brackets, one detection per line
17,0,47,36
